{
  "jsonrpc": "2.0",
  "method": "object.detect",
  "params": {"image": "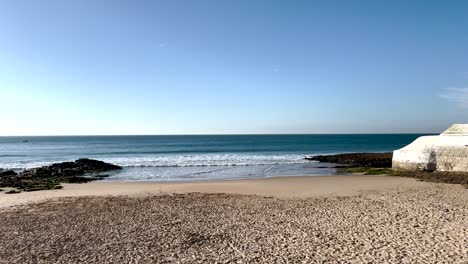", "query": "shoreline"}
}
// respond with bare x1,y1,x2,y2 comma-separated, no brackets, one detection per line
0,174,433,209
